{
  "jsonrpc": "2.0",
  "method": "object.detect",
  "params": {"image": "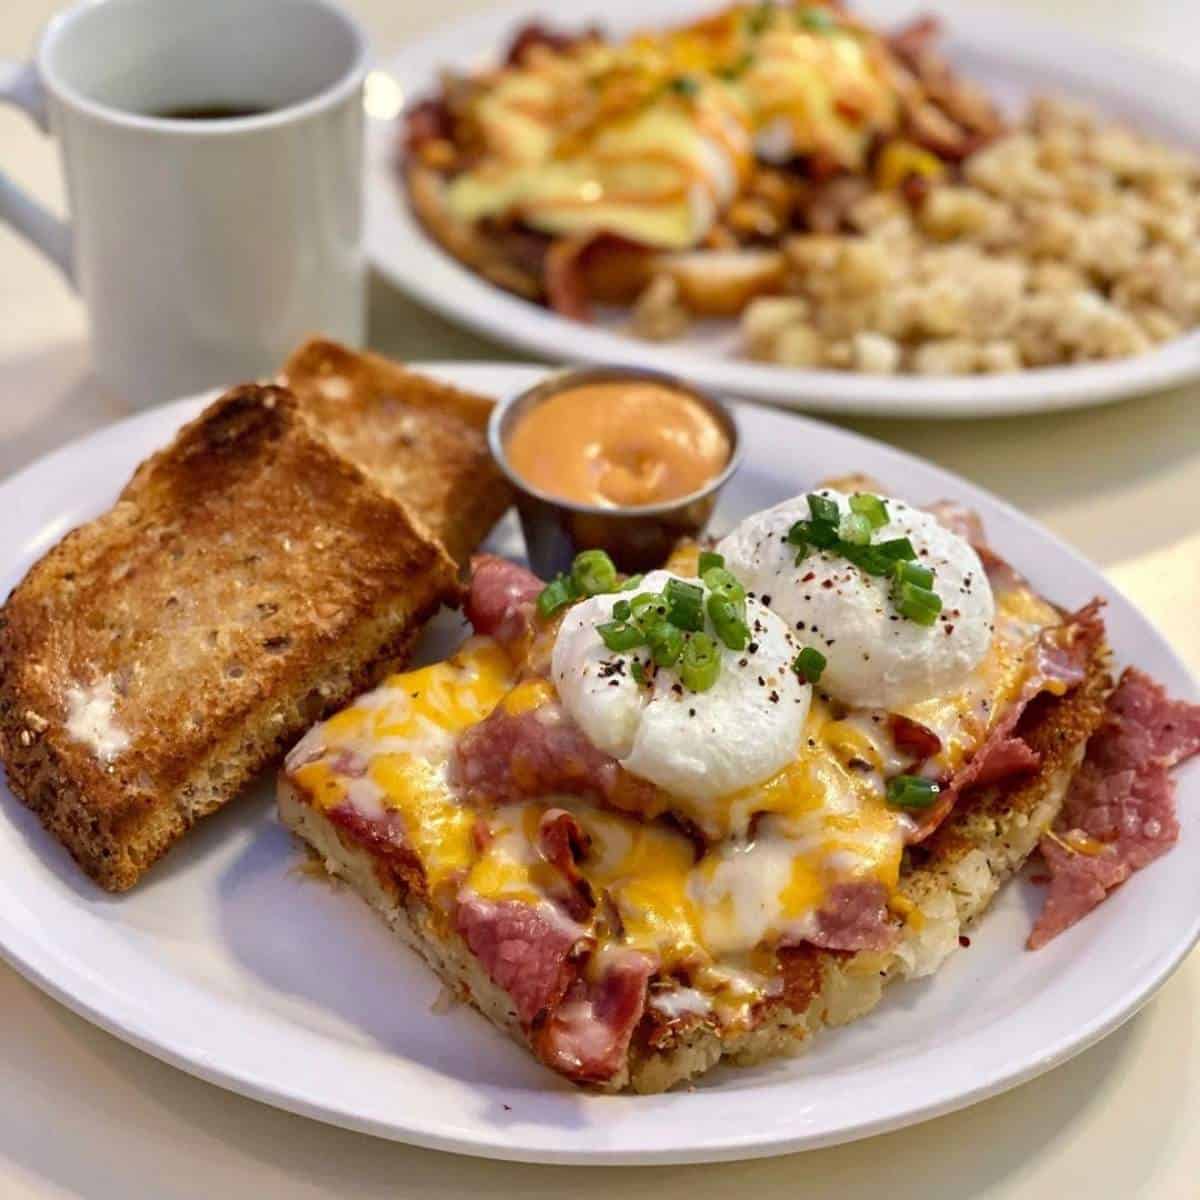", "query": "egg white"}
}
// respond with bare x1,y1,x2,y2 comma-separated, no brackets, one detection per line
551,570,810,802
717,491,995,709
